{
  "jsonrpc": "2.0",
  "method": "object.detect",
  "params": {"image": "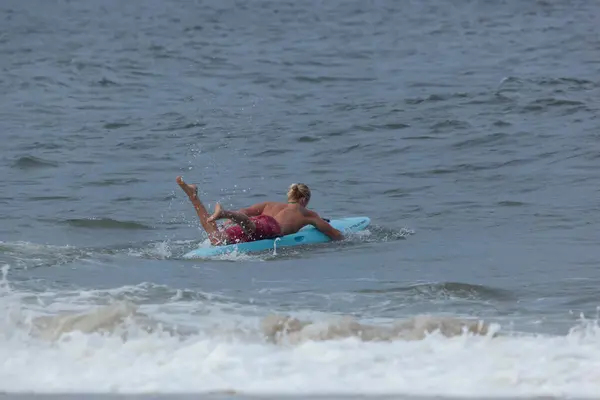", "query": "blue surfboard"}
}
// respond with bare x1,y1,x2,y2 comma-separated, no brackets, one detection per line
182,216,370,259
